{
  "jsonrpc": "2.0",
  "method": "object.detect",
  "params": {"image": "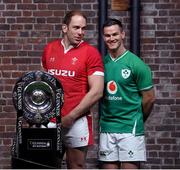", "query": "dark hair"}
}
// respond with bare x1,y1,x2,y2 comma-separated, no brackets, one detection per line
63,10,87,25
103,18,123,31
